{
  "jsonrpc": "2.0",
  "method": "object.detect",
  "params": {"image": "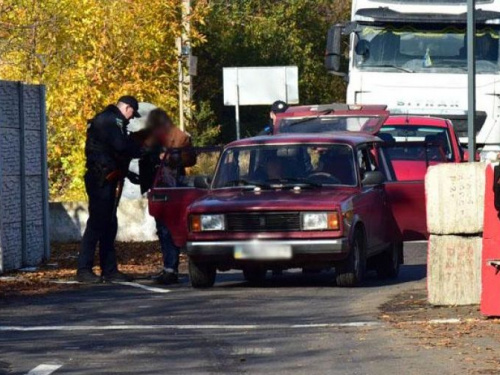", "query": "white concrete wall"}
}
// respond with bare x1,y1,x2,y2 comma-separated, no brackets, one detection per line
50,199,158,243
